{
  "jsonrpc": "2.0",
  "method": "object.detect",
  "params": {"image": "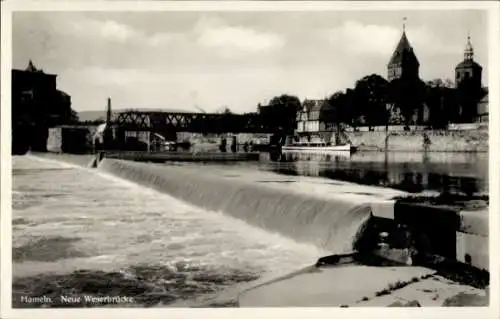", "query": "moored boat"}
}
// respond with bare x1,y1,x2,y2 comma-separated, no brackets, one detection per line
282,142,355,153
